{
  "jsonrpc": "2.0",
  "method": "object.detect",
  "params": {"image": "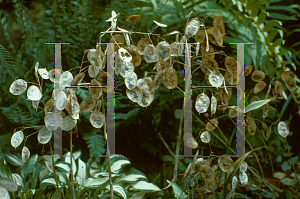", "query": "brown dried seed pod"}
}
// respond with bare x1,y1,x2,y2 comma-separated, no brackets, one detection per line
71,72,85,85
250,96,261,104
201,44,215,60
221,88,232,102
284,77,296,91
89,79,102,99
195,29,206,43
213,16,225,37
206,118,218,131
247,116,256,136
210,27,223,47
228,108,237,118
253,81,267,94
275,80,283,95
143,44,158,63
164,67,178,89
153,71,164,90
224,71,233,85
156,41,171,62
110,34,125,51
281,71,296,81
185,18,201,37
245,66,253,76
202,57,218,73
251,70,265,82
88,65,100,78
124,45,142,67
218,154,234,173
80,96,96,112
44,99,55,113
262,103,269,119
261,122,270,140
137,38,151,55
225,56,237,74
170,42,180,56
126,14,141,22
